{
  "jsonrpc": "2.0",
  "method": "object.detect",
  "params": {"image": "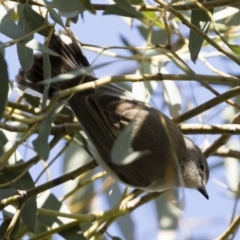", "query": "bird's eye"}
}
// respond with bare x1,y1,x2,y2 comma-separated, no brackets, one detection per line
200,163,205,171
